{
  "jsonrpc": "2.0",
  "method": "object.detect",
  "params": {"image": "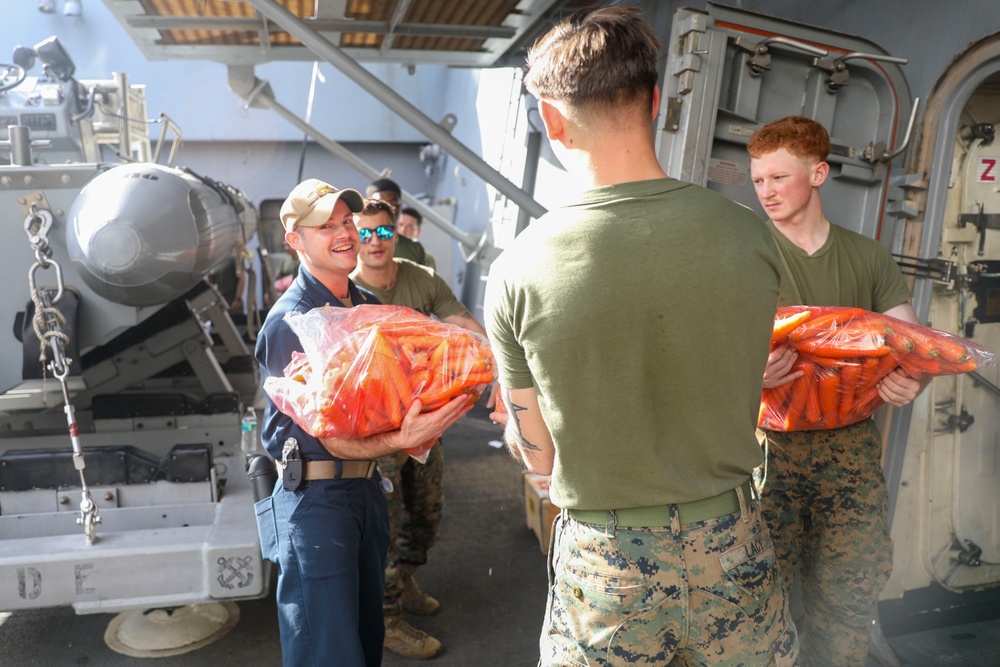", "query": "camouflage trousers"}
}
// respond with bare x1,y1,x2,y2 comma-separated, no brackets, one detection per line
541,491,798,666
378,439,444,613
758,419,893,667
